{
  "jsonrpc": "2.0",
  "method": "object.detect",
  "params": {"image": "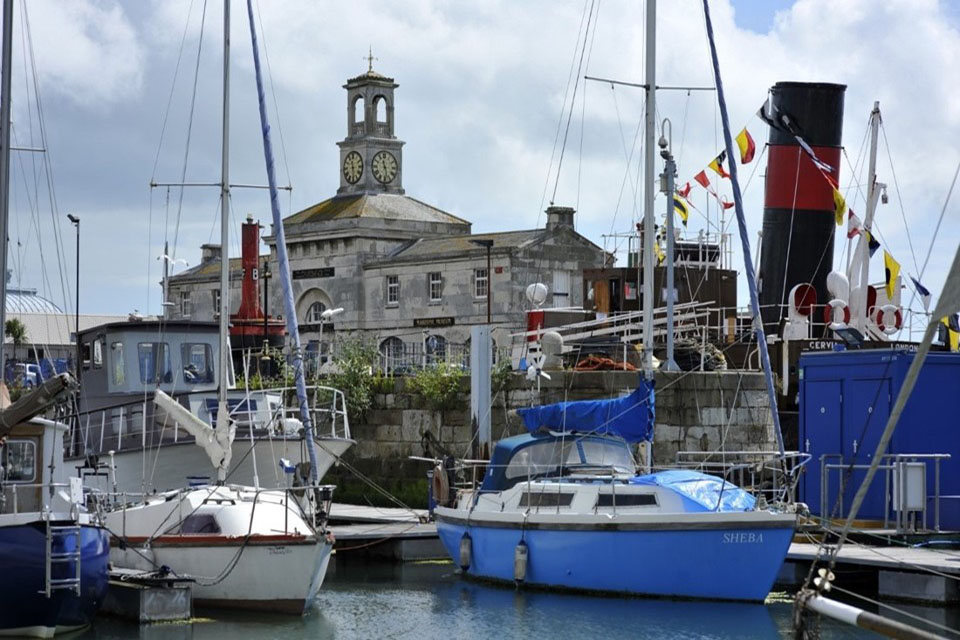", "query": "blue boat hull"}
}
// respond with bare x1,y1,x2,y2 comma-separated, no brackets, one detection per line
0,522,110,638
436,520,794,602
